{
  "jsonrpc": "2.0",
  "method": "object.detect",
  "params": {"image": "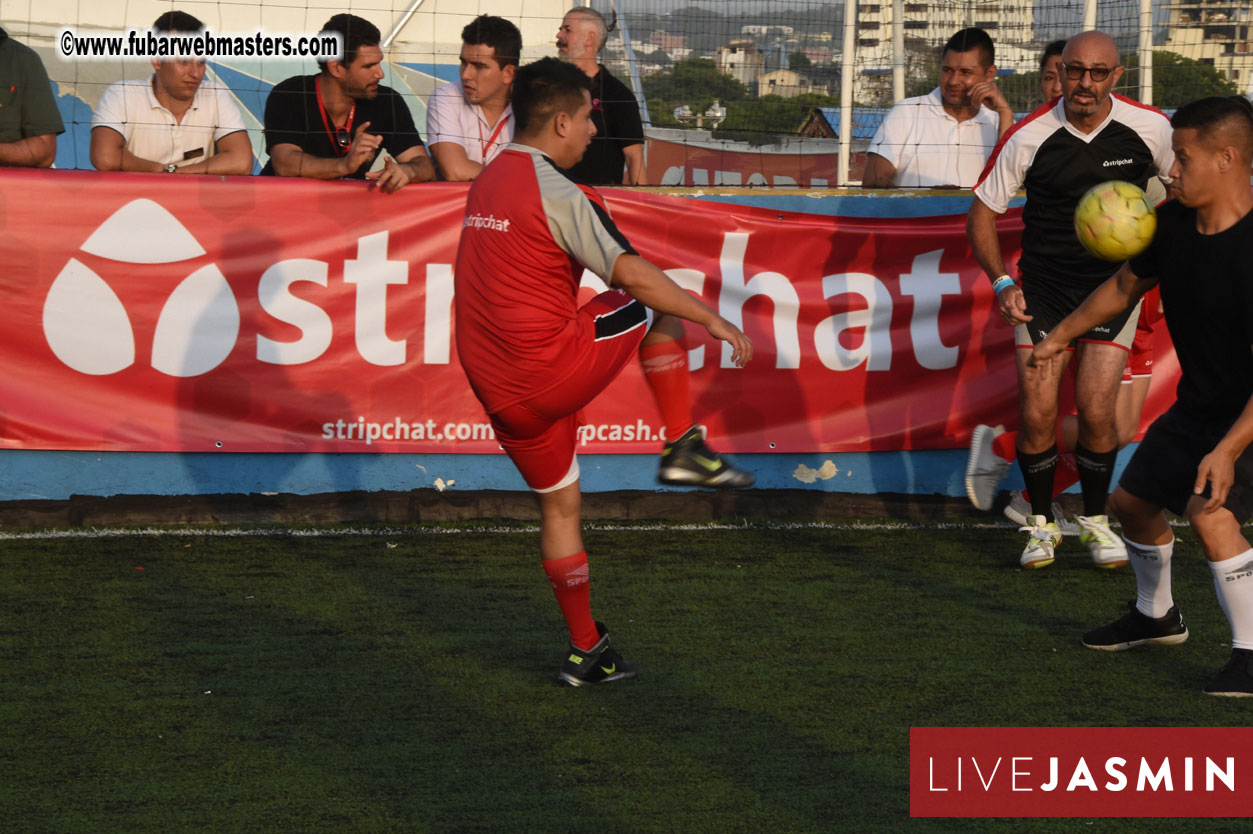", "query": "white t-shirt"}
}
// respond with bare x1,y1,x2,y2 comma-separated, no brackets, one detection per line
866,88,1000,187
91,76,246,168
425,80,513,166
